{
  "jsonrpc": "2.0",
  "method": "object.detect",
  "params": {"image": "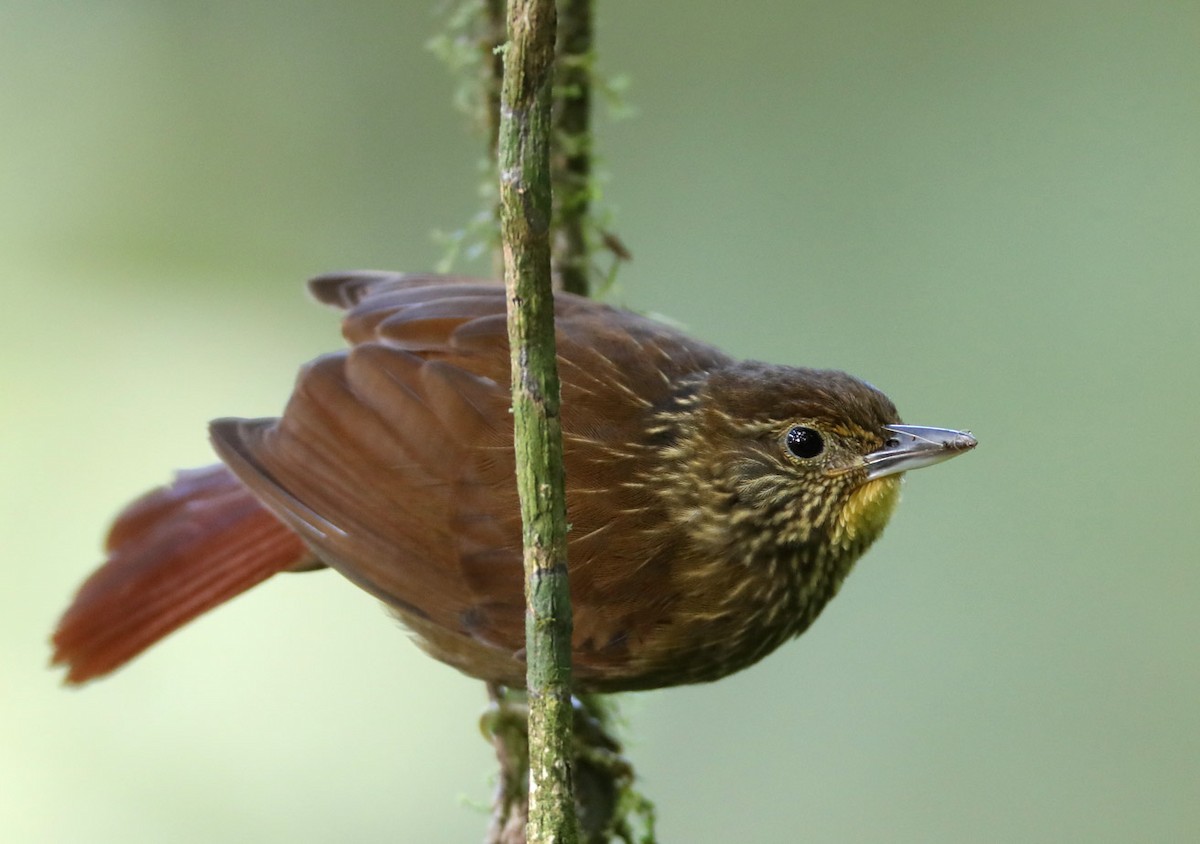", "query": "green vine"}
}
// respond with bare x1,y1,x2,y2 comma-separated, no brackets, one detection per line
429,0,632,289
